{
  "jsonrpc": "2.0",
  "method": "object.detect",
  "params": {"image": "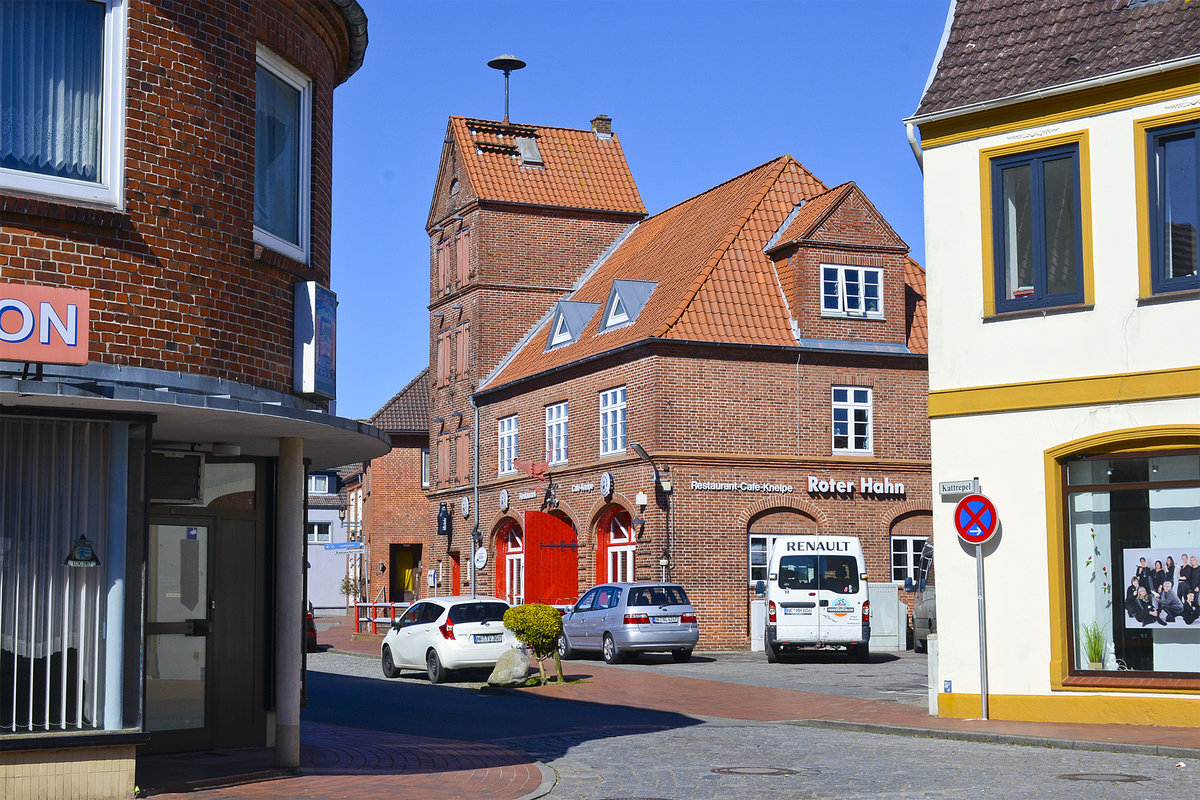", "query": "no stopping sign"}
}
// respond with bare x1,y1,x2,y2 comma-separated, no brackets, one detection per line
954,493,998,545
